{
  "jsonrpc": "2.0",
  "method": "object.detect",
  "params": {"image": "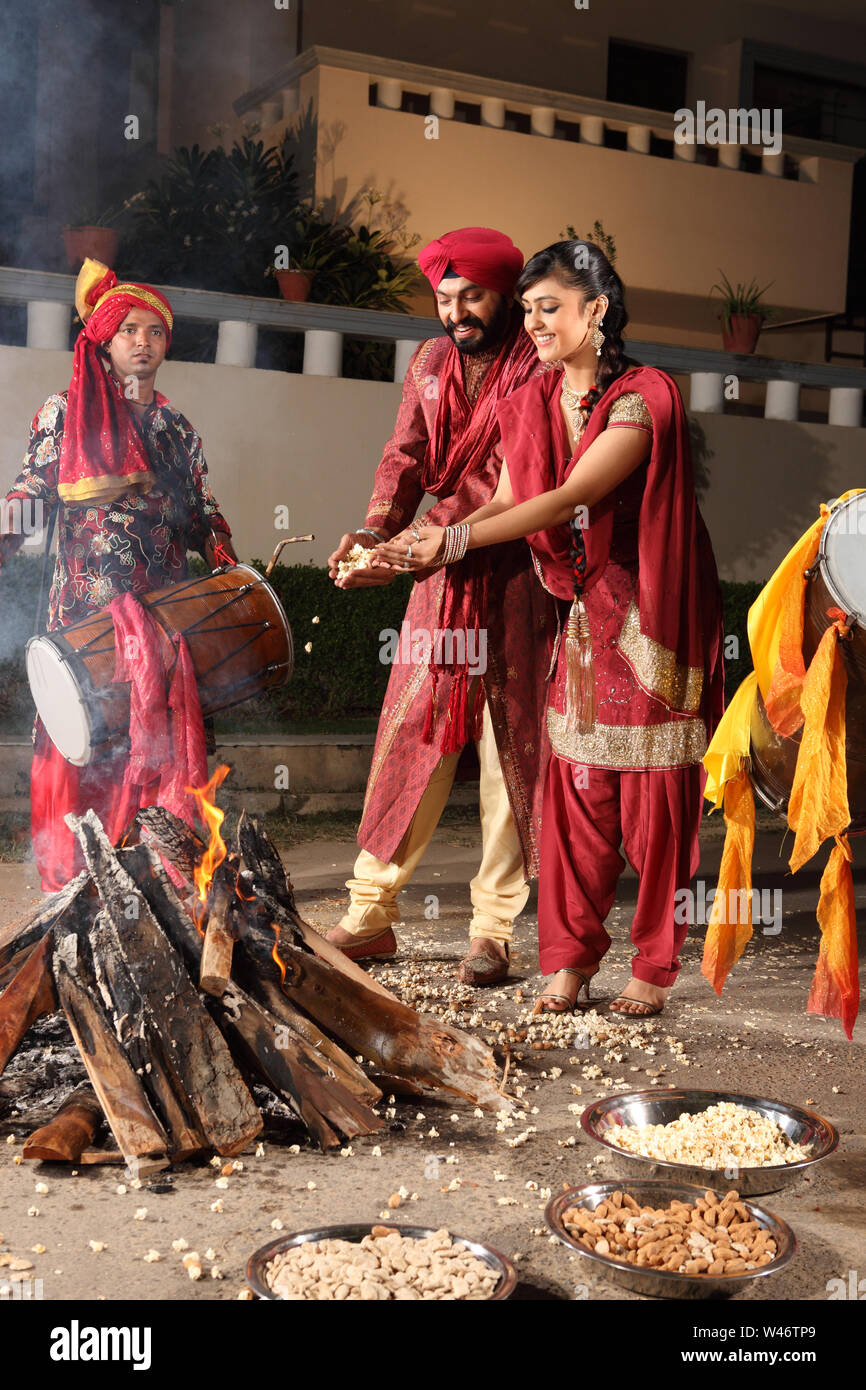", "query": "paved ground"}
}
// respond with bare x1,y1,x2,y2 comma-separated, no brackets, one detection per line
0,817,863,1304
